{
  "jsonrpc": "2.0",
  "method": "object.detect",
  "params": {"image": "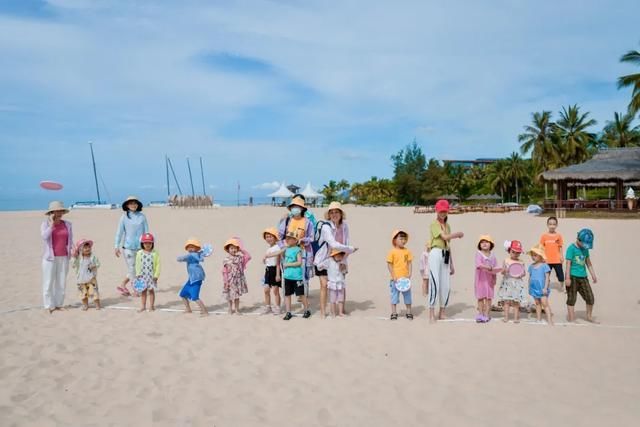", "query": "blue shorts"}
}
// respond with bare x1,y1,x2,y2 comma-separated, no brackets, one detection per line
390,281,412,305
179,280,203,301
